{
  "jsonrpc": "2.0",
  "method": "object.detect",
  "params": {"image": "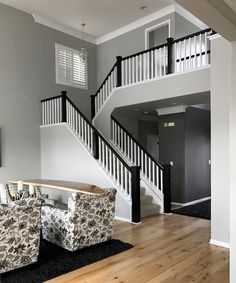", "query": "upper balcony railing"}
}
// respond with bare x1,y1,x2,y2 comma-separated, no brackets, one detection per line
91,28,215,119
